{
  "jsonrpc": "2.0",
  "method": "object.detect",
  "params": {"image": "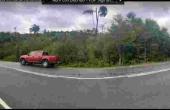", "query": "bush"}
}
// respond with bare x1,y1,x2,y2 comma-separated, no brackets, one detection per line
3,55,16,62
